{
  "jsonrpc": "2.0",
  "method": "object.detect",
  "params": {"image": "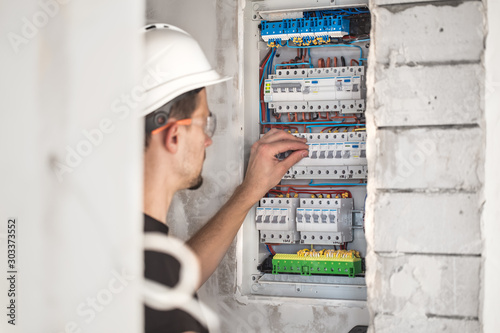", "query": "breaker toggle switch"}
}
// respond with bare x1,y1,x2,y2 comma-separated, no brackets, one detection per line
313,210,320,223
